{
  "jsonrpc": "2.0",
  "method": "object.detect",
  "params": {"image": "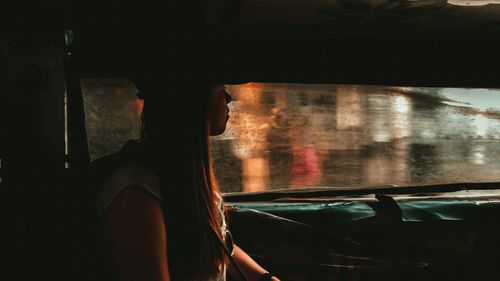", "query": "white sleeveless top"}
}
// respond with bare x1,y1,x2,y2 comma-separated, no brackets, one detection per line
96,165,227,281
